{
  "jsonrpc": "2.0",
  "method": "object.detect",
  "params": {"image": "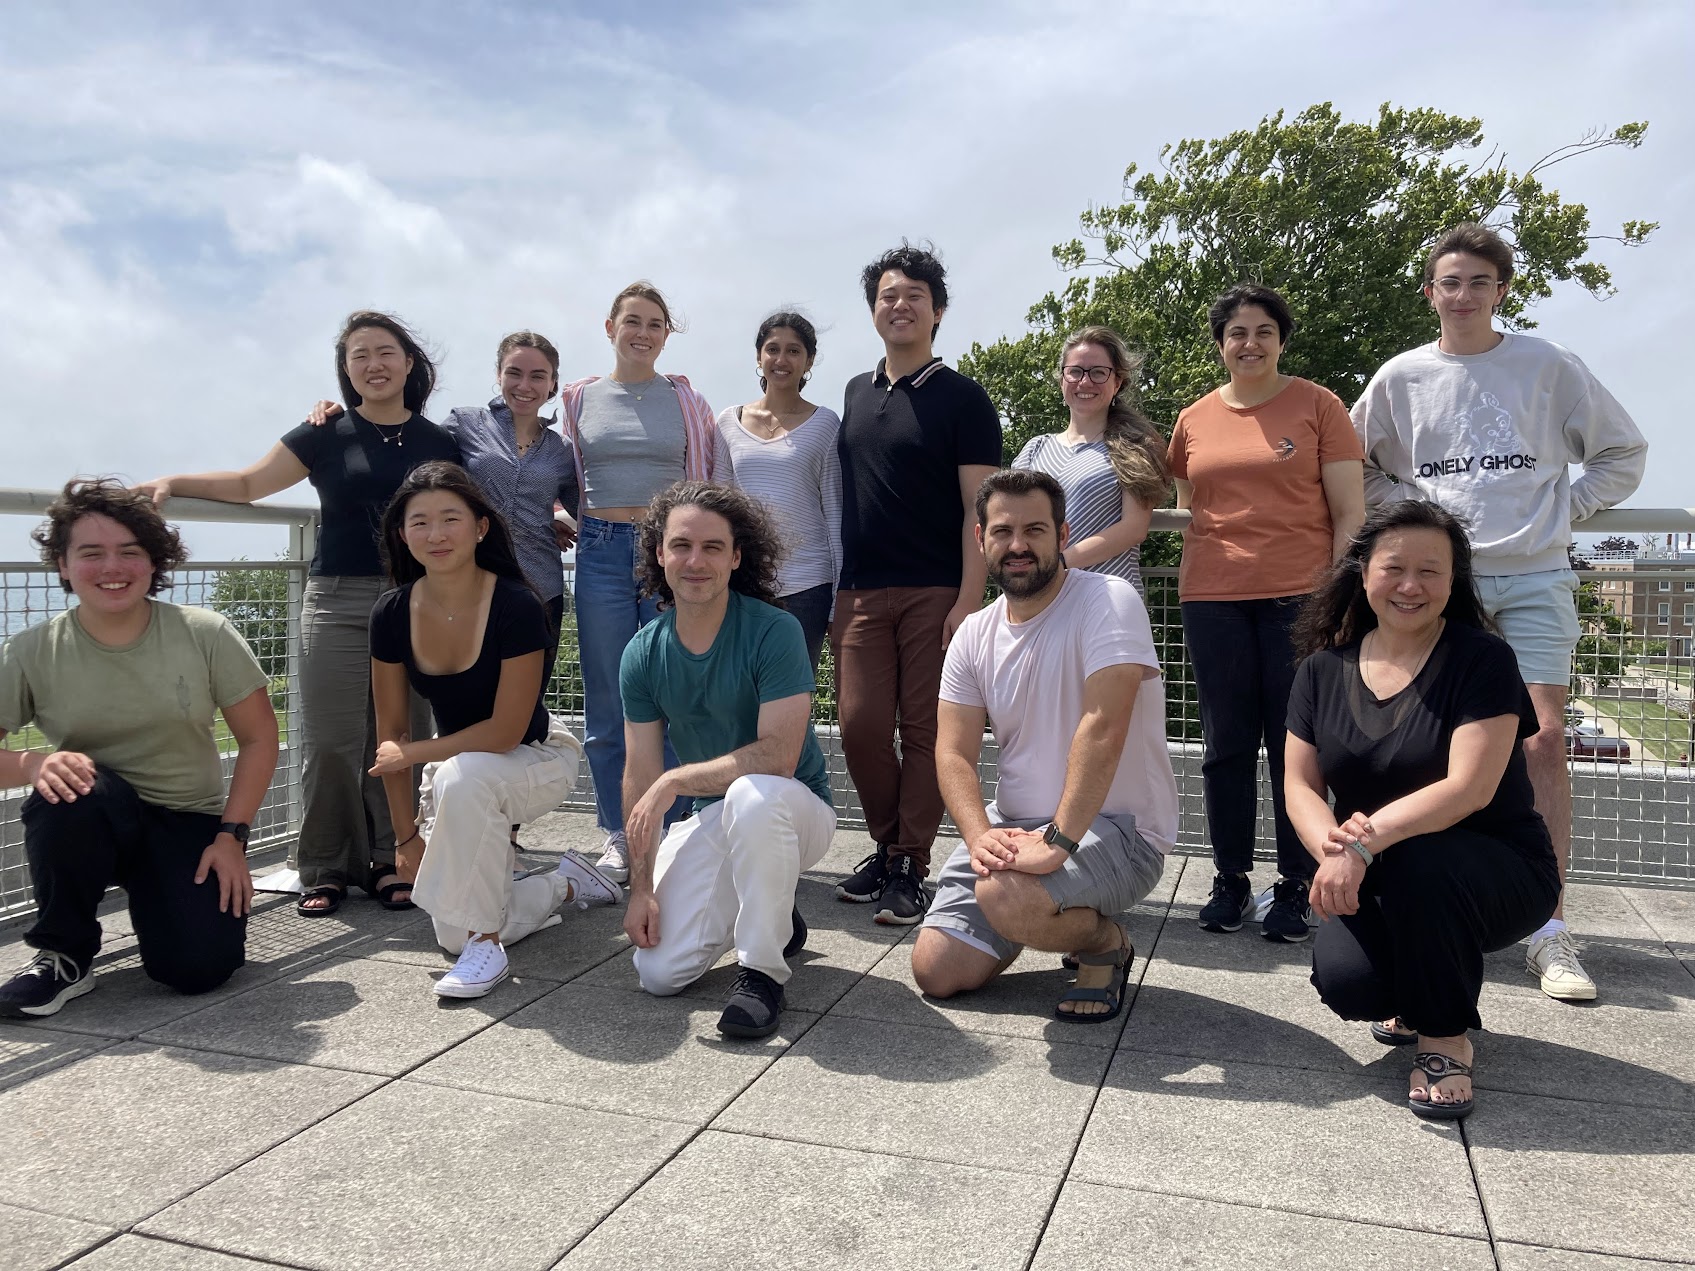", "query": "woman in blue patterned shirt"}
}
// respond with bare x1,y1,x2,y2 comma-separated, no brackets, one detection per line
1011,325,1169,595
